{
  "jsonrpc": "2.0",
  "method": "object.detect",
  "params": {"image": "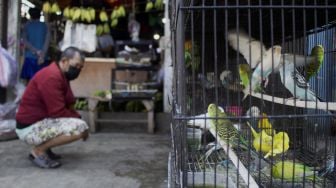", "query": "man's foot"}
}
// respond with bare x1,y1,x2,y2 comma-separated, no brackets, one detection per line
46,149,62,160
28,153,61,169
